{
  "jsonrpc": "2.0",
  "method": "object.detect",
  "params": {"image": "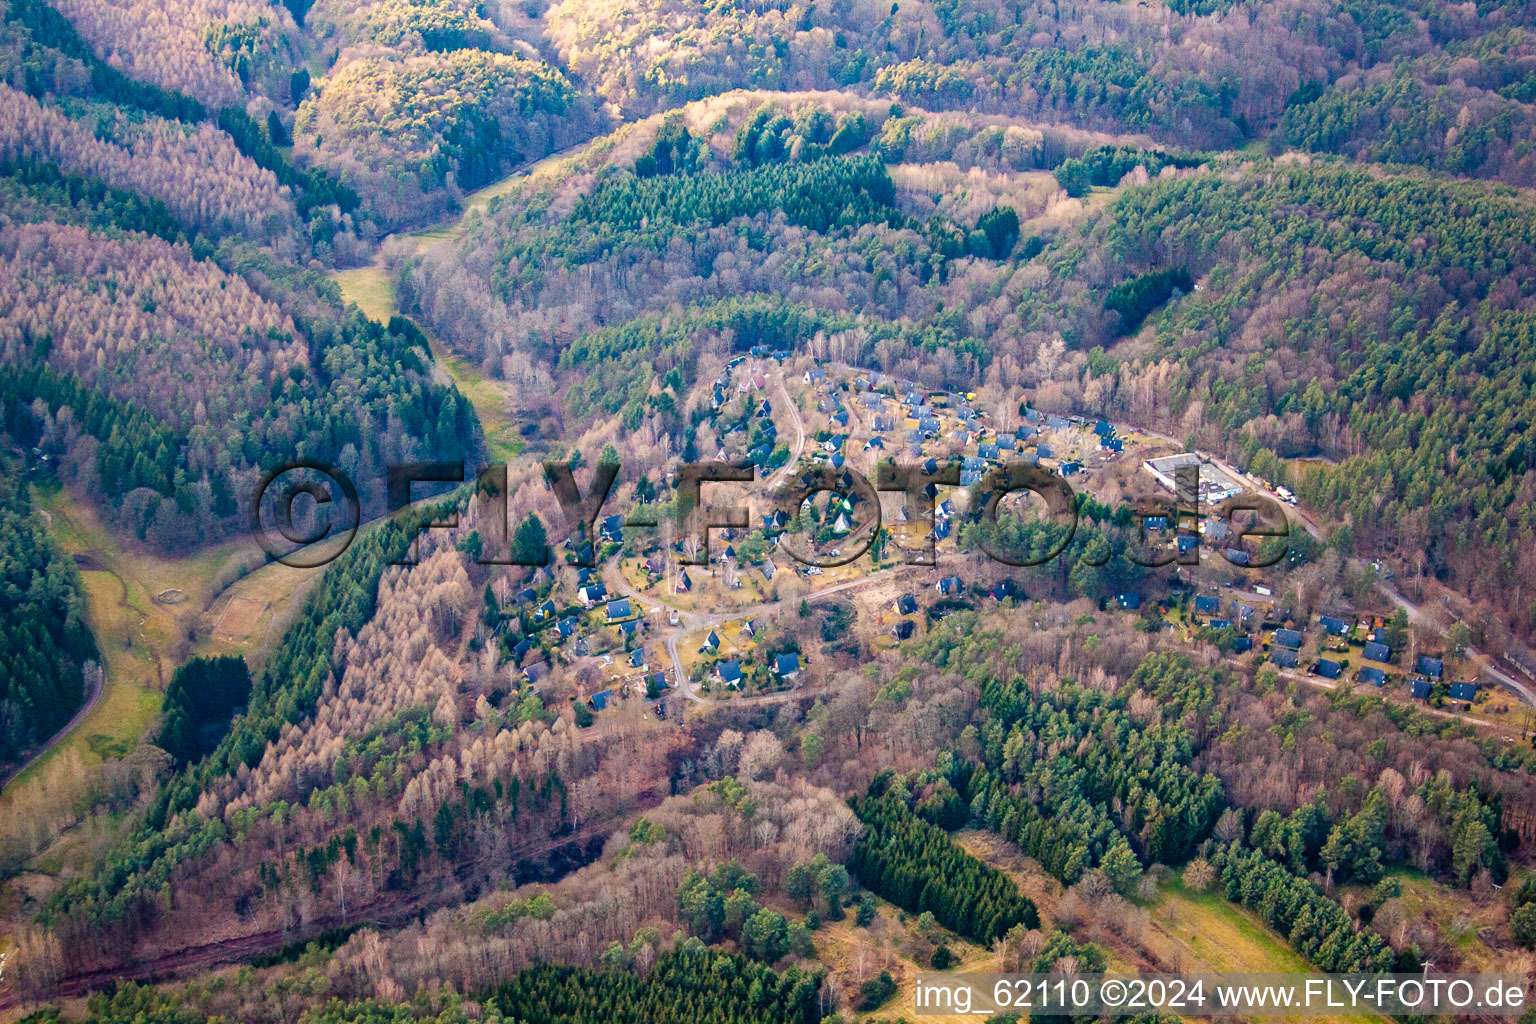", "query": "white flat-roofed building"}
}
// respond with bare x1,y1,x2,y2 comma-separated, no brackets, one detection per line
1143,452,1244,504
